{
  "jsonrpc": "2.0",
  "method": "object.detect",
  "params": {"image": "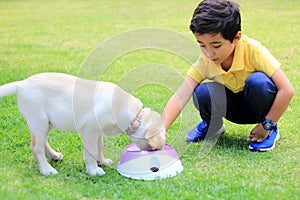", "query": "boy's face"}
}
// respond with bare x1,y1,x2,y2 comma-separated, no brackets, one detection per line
194,32,241,66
